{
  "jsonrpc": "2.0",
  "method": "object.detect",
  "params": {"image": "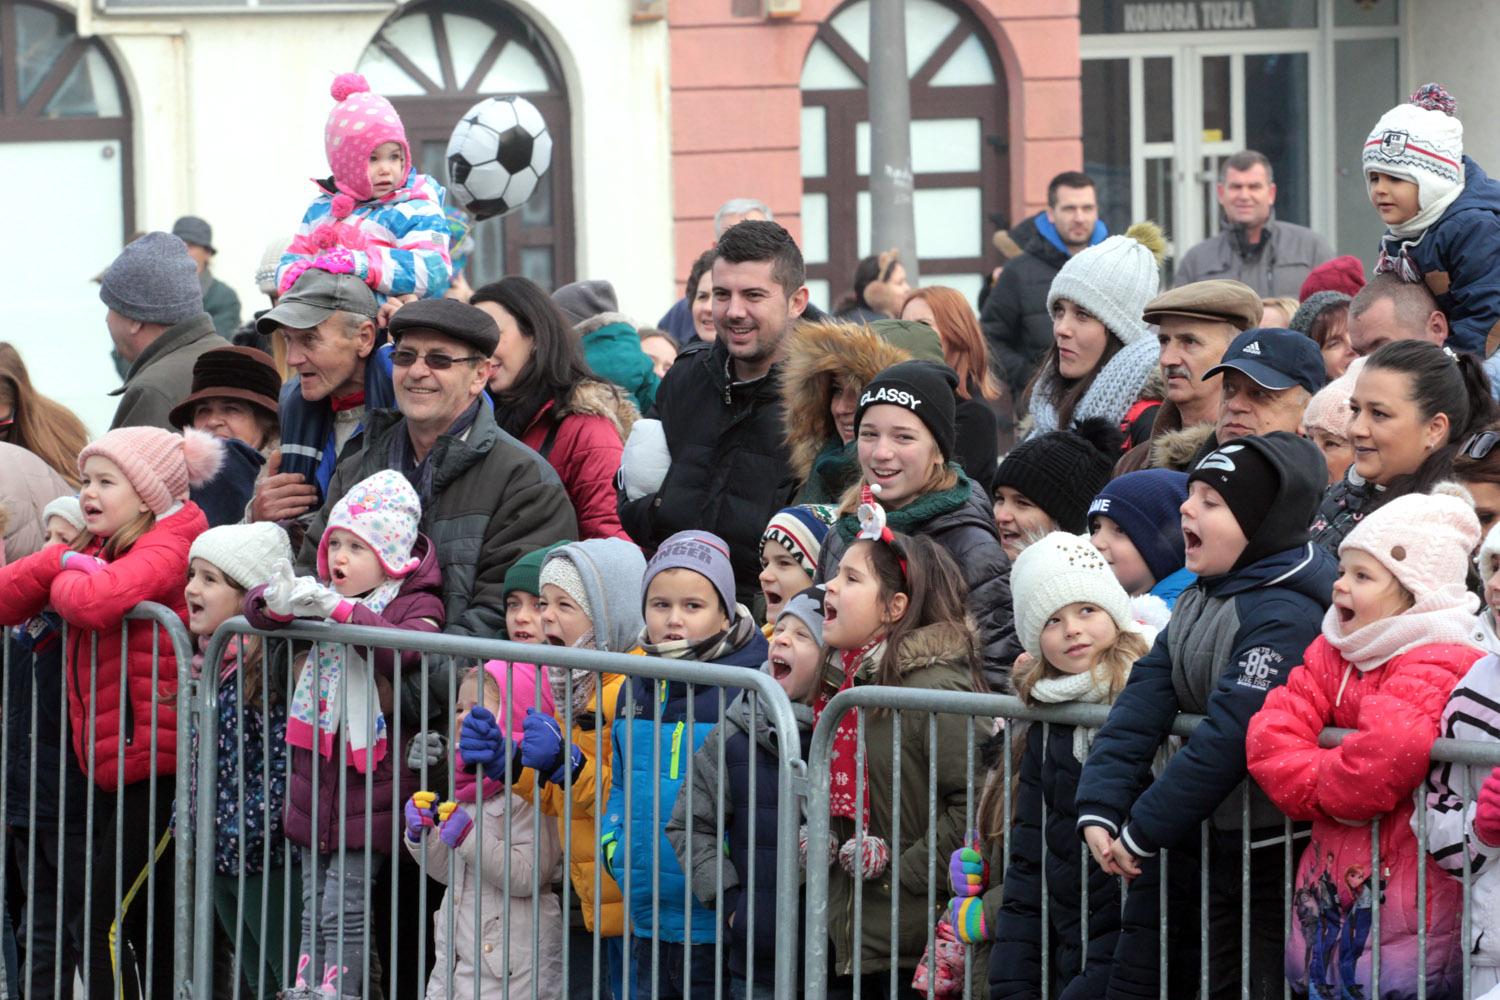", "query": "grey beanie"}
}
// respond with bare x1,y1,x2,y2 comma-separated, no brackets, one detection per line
1288,290,1352,335
643,530,738,621
552,280,619,327
776,586,826,649
1045,226,1163,347
99,232,204,325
